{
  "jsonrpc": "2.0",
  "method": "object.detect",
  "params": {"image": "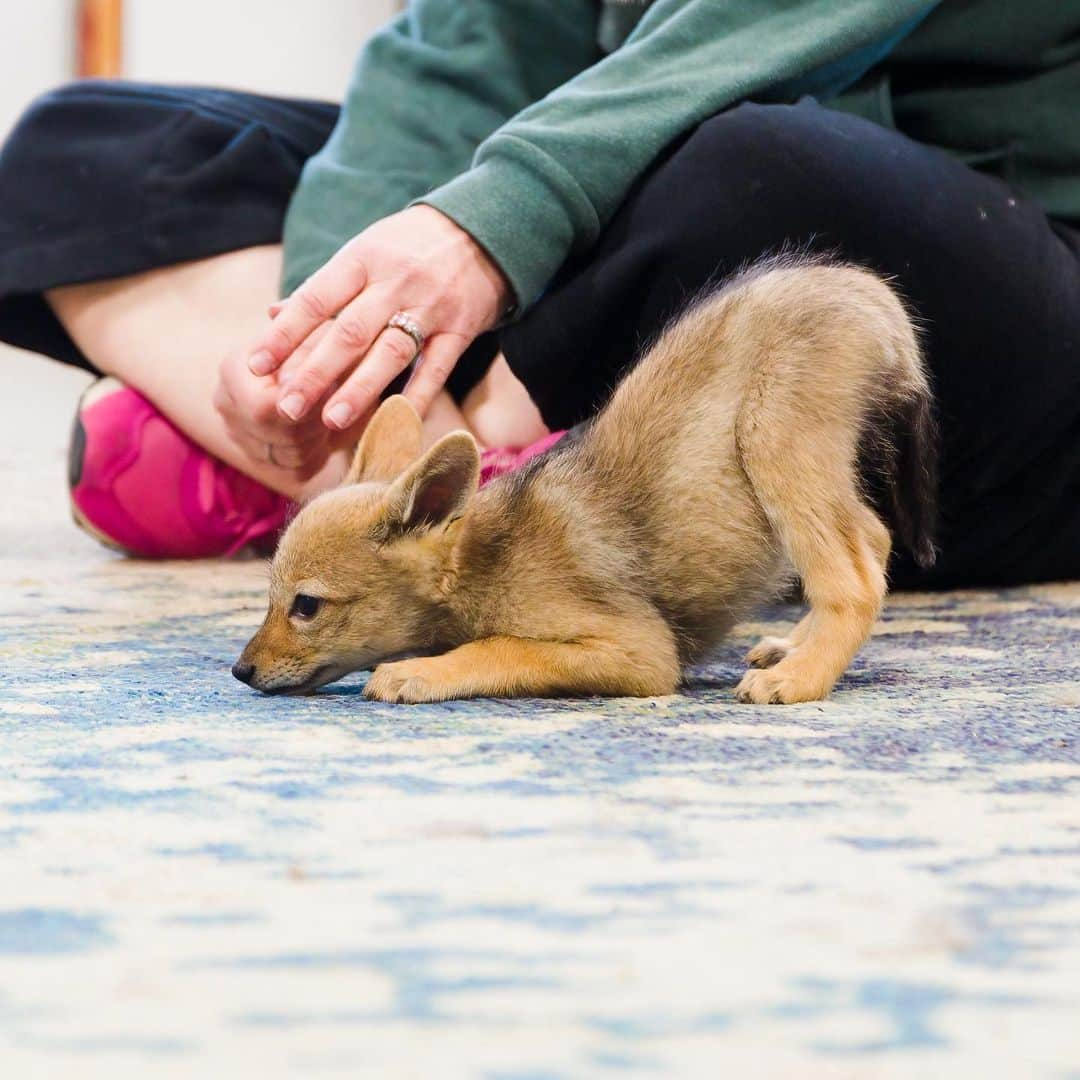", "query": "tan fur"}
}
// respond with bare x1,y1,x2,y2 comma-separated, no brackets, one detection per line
236,258,932,704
